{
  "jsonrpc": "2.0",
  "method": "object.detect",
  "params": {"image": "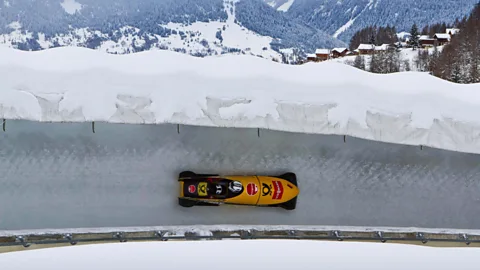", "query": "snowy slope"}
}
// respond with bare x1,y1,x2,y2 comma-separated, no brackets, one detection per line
0,1,283,61
330,46,444,72
0,0,340,61
1,240,480,270
1,47,480,155
286,0,478,42
264,0,296,11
